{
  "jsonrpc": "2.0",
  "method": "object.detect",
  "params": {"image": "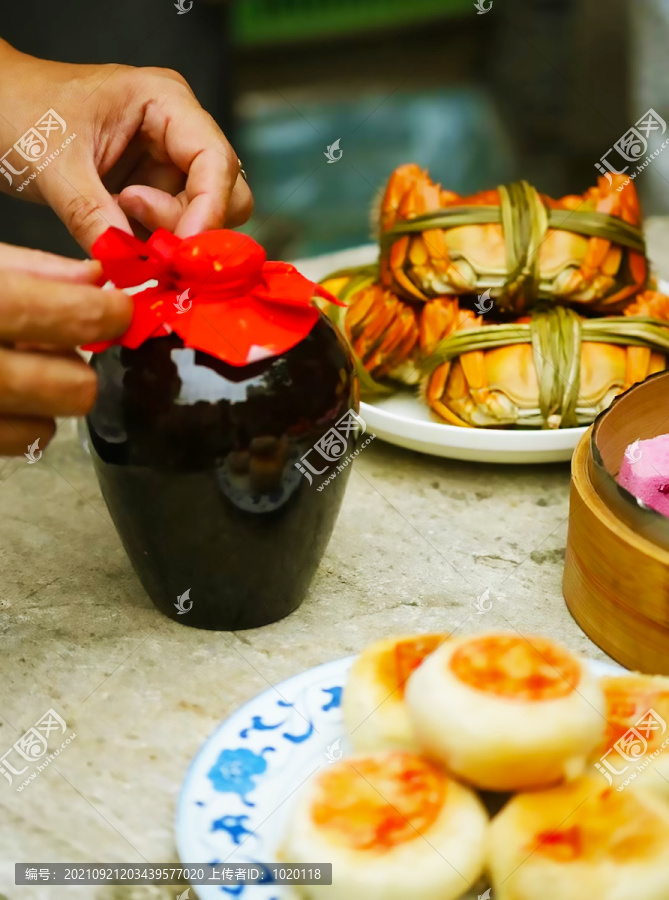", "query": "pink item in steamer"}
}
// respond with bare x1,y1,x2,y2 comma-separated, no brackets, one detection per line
618,435,669,517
